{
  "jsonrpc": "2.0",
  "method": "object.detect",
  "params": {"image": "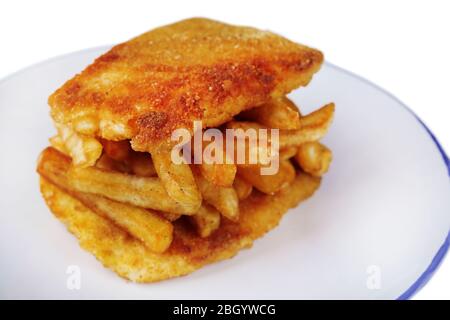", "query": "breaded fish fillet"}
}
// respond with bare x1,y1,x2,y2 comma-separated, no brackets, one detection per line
39,168,320,283
48,18,323,152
